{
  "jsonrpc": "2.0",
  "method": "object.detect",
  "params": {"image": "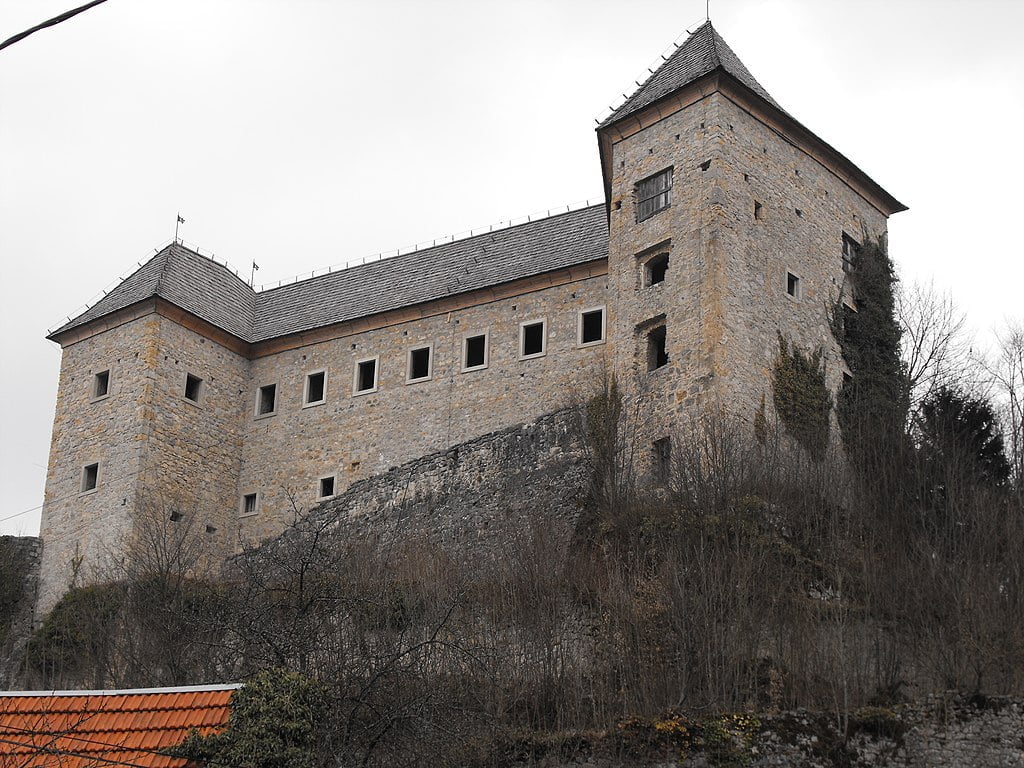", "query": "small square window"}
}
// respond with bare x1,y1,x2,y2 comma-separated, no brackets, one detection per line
463,333,488,371
520,320,546,359
255,383,277,416
240,492,258,516
645,253,669,286
80,462,99,493
184,373,203,403
354,357,379,394
647,325,668,371
407,346,432,383
578,307,606,346
636,167,673,222
653,437,671,486
304,370,326,406
318,475,336,500
786,272,801,299
91,370,110,400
